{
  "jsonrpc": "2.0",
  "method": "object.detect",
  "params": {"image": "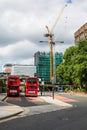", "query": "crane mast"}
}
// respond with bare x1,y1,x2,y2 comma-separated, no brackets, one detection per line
44,4,67,82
